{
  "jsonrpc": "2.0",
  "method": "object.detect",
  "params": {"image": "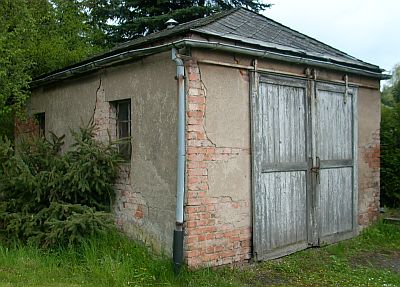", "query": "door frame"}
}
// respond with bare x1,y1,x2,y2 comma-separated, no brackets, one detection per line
250,70,359,260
